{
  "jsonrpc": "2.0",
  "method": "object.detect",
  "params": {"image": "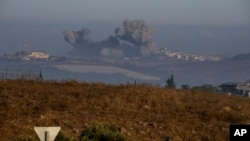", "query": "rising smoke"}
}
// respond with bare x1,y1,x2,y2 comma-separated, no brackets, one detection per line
63,19,159,58
63,28,91,44
115,19,159,56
